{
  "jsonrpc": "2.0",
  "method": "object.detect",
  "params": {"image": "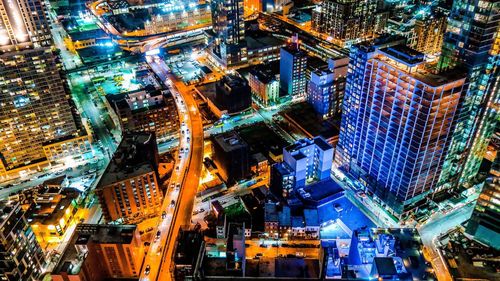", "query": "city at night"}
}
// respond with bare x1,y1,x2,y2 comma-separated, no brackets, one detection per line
0,0,498,280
